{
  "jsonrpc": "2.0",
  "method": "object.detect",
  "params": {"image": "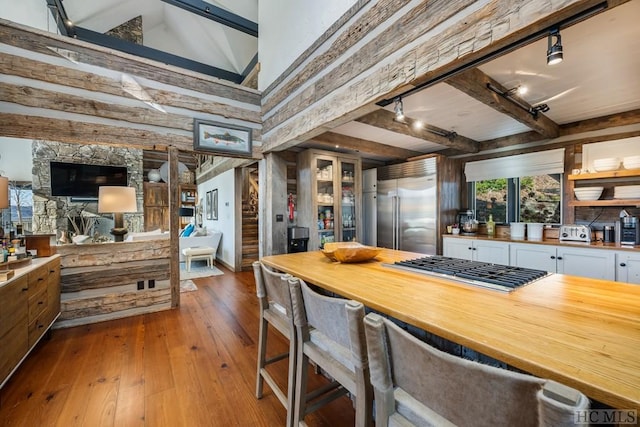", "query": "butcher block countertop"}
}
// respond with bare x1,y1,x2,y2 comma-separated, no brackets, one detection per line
261,248,640,411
